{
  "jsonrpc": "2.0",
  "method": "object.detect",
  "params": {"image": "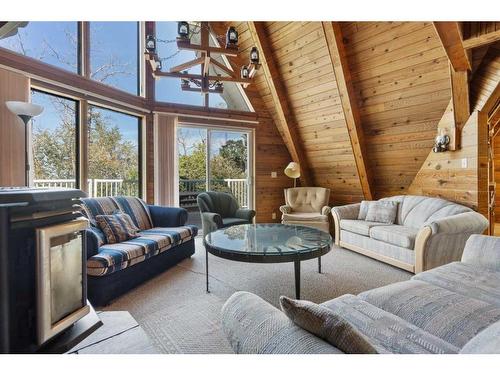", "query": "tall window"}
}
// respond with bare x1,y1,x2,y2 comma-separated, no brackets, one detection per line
87,105,141,197
30,90,78,188
0,22,78,73
90,22,140,95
